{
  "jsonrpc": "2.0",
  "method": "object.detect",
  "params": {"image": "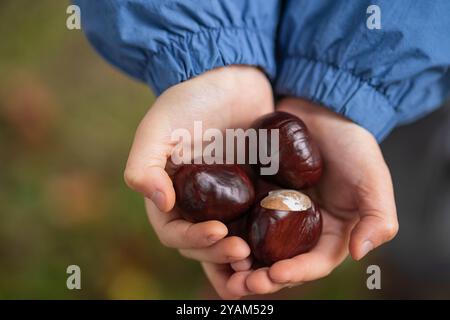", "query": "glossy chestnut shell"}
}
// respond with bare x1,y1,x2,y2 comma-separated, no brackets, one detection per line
173,164,255,223
227,179,281,241
226,215,249,240
252,111,323,189
248,190,322,266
